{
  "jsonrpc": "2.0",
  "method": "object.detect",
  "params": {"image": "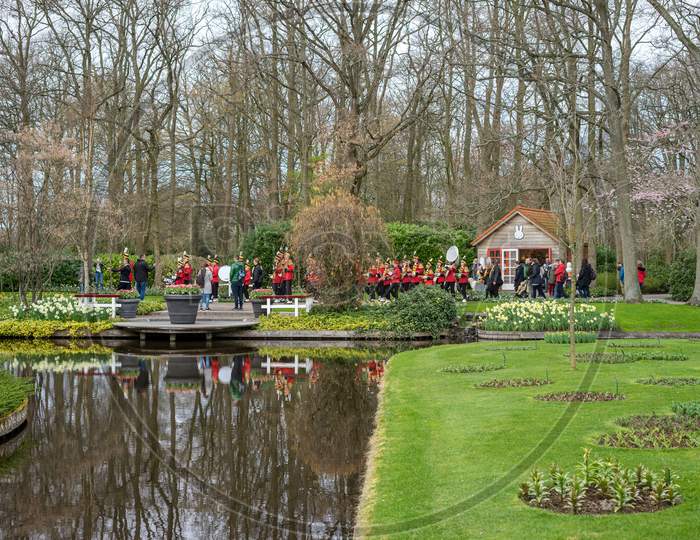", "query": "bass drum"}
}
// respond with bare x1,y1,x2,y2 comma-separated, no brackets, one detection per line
217,265,231,283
